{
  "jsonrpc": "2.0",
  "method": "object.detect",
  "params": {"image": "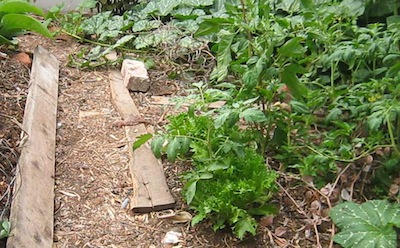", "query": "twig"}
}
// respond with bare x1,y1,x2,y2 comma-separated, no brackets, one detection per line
276,181,322,248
